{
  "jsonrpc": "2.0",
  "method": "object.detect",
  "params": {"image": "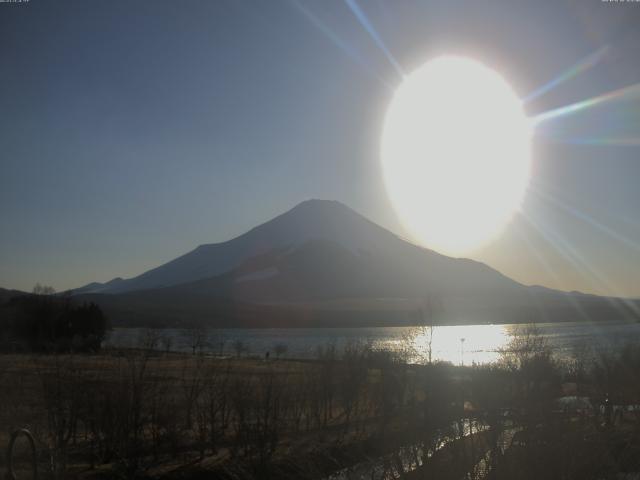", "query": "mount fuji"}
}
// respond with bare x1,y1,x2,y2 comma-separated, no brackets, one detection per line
72,200,639,327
